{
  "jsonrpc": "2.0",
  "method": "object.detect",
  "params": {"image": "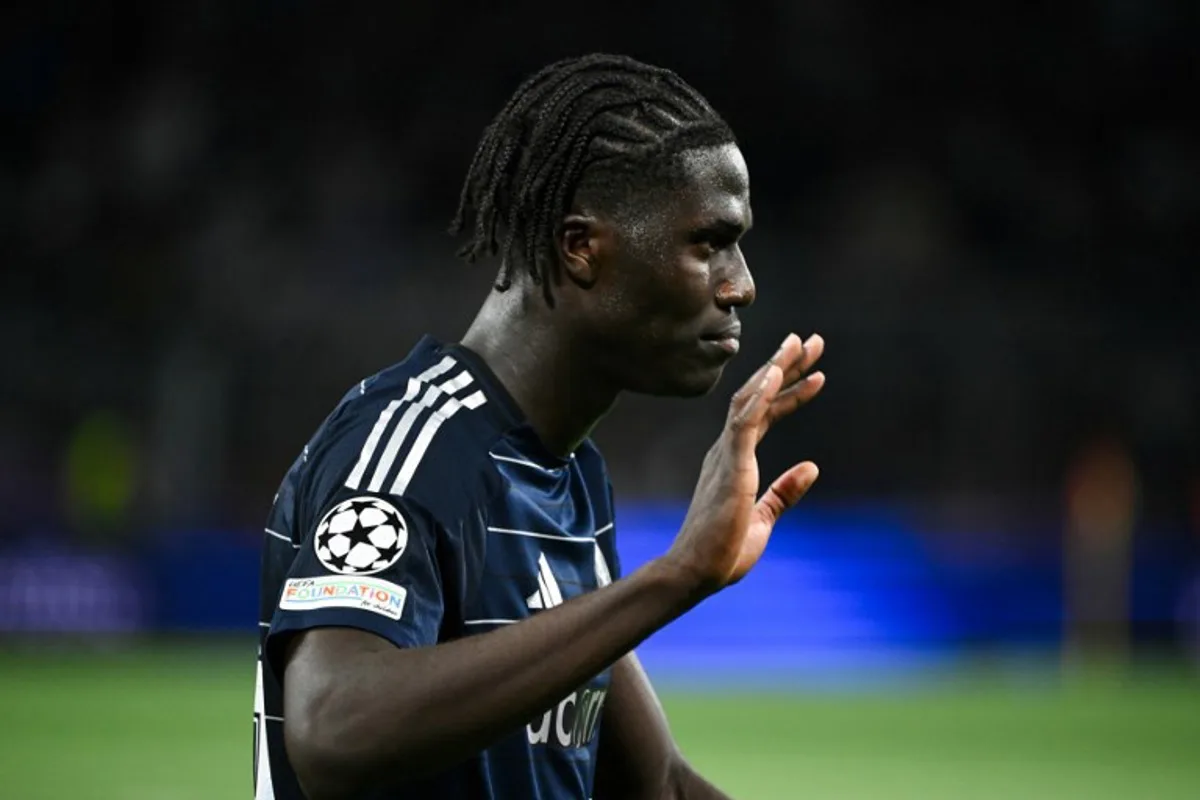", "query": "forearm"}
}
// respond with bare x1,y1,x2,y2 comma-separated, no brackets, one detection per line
286,557,700,795
594,654,733,800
